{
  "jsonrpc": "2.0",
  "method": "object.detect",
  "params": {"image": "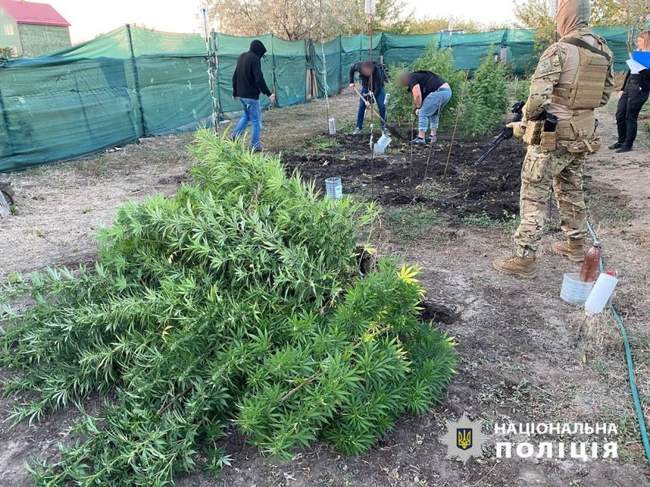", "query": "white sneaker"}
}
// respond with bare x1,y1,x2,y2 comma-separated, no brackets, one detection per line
352,127,362,135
